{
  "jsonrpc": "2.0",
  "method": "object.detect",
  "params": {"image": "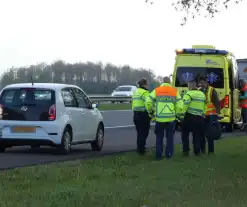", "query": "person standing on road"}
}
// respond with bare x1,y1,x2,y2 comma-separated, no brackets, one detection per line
145,77,183,160
239,79,247,132
198,77,221,154
180,81,206,156
132,78,151,155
